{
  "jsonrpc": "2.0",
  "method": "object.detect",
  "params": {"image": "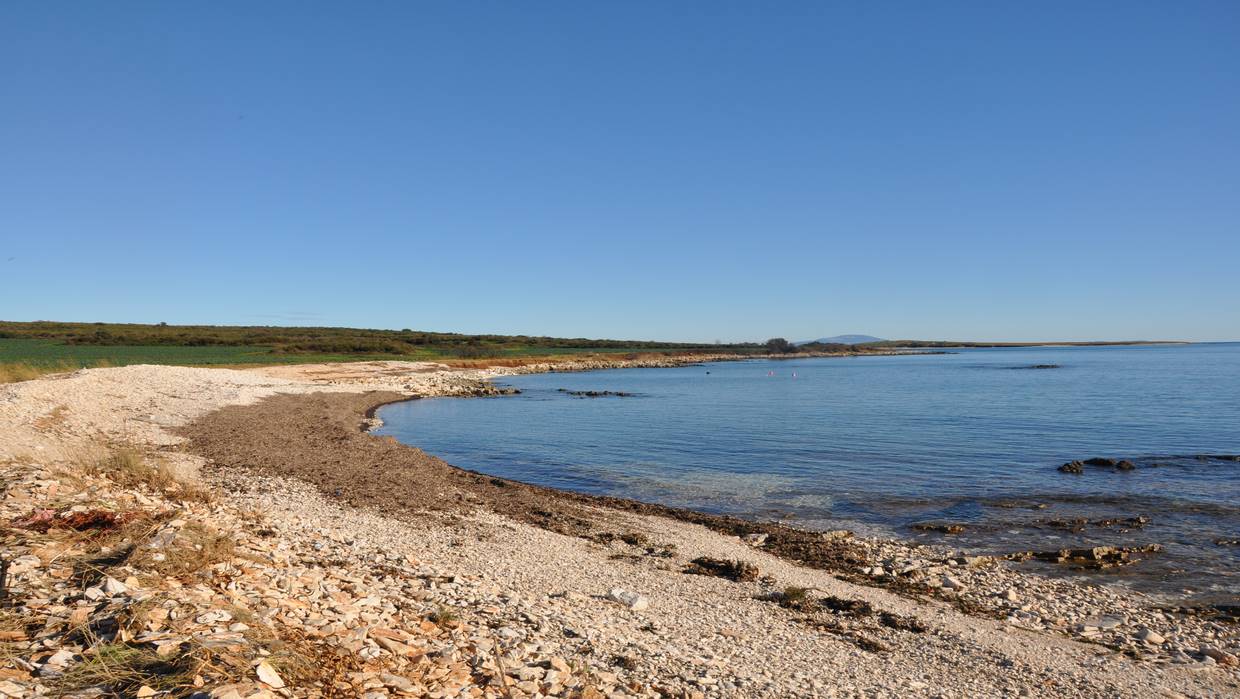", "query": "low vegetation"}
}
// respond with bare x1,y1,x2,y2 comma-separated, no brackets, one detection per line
53,639,202,696
0,321,903,382
1,320,752,356
0,321,796,374
85,448,212,504
0,358,114,384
